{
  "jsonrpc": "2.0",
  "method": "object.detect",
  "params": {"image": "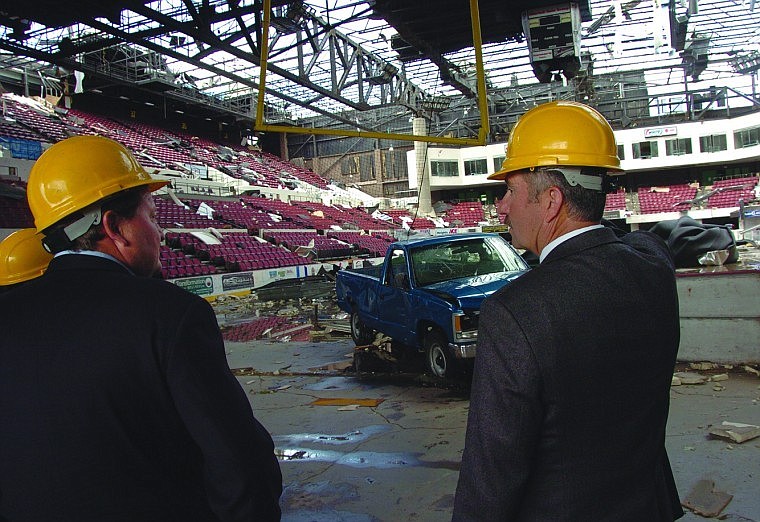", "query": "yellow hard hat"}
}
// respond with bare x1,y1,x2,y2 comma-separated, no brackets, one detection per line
488,100,622,181
27,135,169,233
0,228,53,286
